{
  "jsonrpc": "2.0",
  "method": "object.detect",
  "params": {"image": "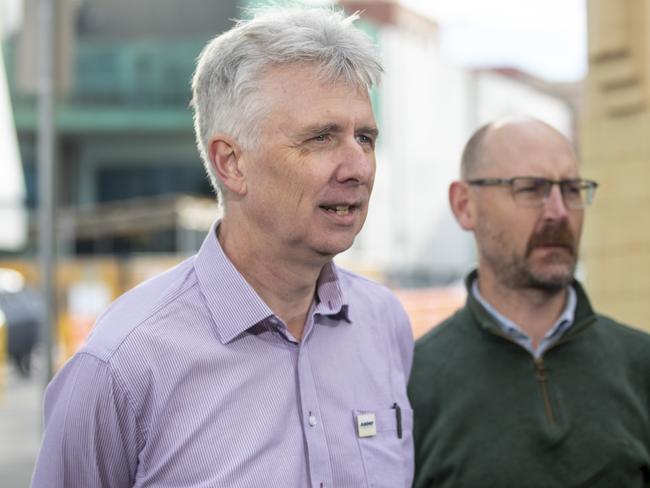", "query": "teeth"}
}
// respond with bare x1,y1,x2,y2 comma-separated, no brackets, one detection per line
335,205,350,215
